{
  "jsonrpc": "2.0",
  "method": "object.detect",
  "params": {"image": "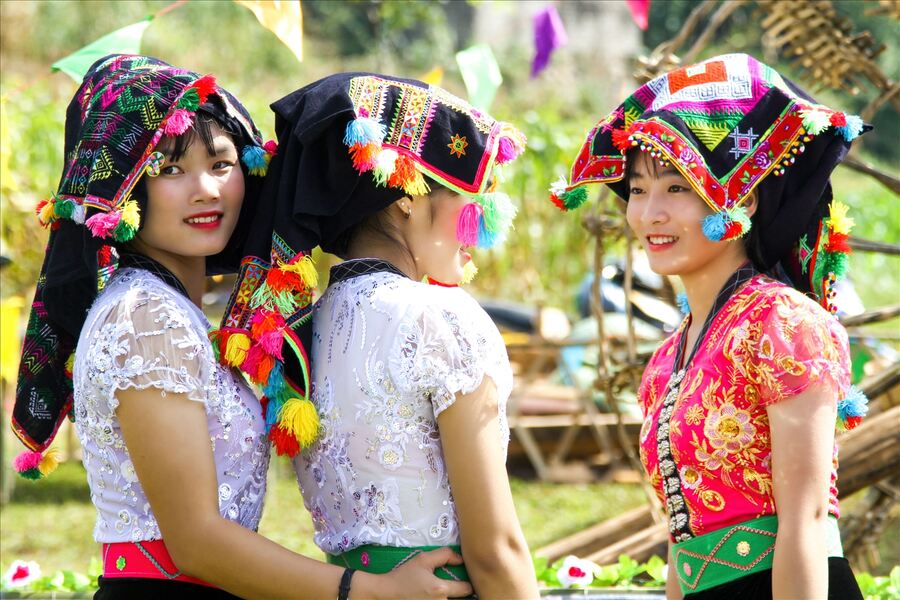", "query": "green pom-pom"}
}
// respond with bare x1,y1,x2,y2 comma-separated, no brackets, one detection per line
476,193,517,233
177,88,200,111
729,205,752,231
55,199,76,220
561,187,589,210
19,468,42,480
821,251,849,278
112,220,137,242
